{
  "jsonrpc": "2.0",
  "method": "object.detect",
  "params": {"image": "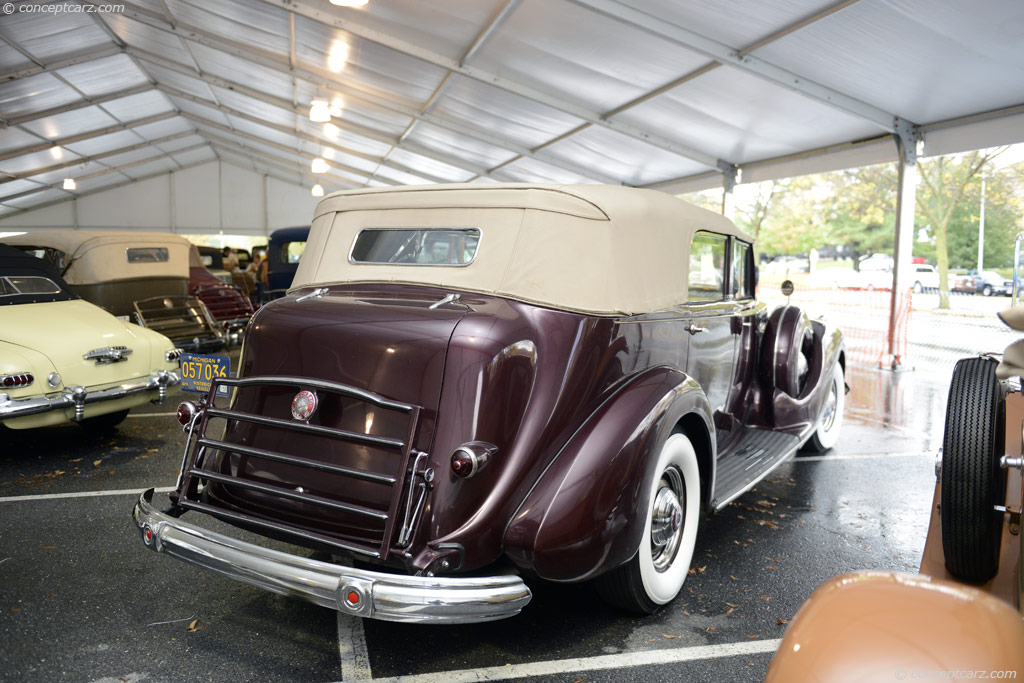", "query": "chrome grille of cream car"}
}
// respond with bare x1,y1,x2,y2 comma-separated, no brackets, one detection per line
174,375,422,560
